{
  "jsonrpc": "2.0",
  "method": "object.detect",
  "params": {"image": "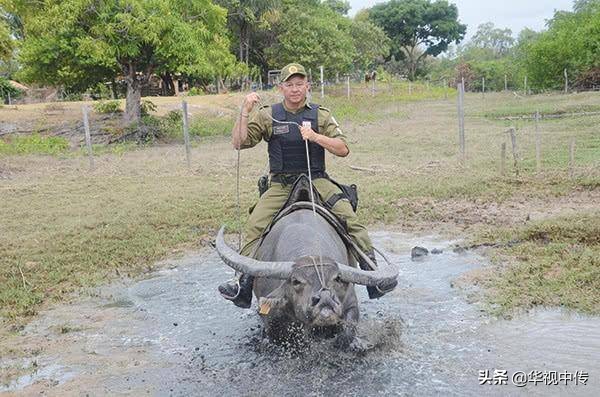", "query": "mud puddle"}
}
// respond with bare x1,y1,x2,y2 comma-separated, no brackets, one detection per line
1,231,598,396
